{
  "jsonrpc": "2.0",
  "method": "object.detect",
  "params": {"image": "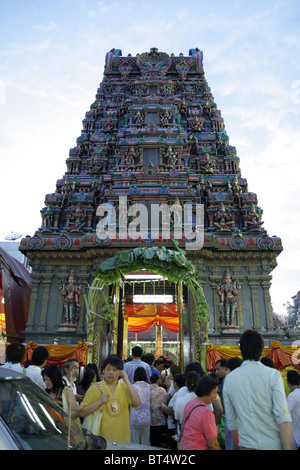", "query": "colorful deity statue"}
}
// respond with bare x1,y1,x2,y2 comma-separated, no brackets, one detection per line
160,110,172,127
164,146,177,166
59,275,82,325
217,270,241,327
125,146,139,166
199,152,215,173
190,115,204,132
69,203,86,231
186,134,198,155
41,204,54,228
244,204,264,231
133,111,144,127
214,203,233,231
